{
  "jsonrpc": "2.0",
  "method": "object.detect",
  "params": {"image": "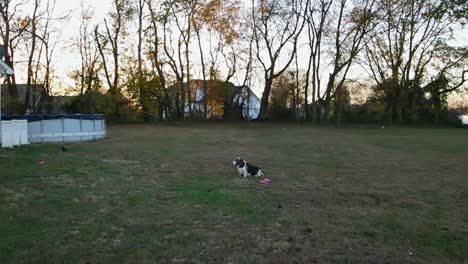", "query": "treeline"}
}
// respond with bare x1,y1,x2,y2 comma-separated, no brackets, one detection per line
0,0,70,114
1,0,467,124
